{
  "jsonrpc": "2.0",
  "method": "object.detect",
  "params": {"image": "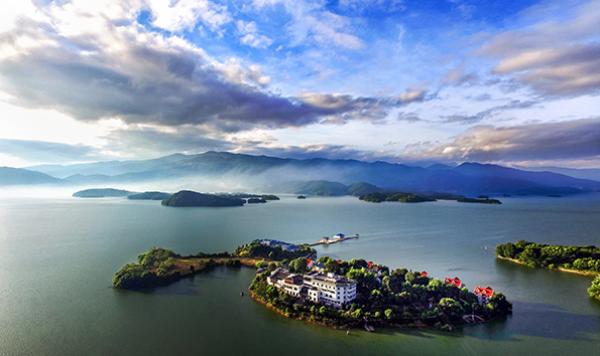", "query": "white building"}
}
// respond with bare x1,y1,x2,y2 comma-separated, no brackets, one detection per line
267,268,357,307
